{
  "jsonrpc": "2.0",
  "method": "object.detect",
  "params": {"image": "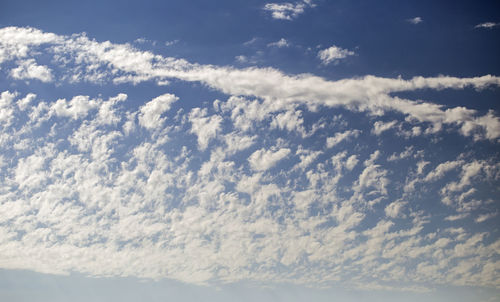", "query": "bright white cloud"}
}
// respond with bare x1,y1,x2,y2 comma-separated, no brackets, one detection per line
138,93,178,130
317,45,355,65
50,95,99,119
189,107,223,150
10,58,53,82
248,147,291,171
